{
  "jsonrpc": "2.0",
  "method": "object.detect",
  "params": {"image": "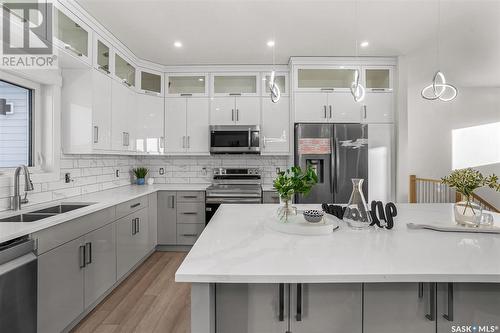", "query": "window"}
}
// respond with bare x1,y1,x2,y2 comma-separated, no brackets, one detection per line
0,80,33,168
